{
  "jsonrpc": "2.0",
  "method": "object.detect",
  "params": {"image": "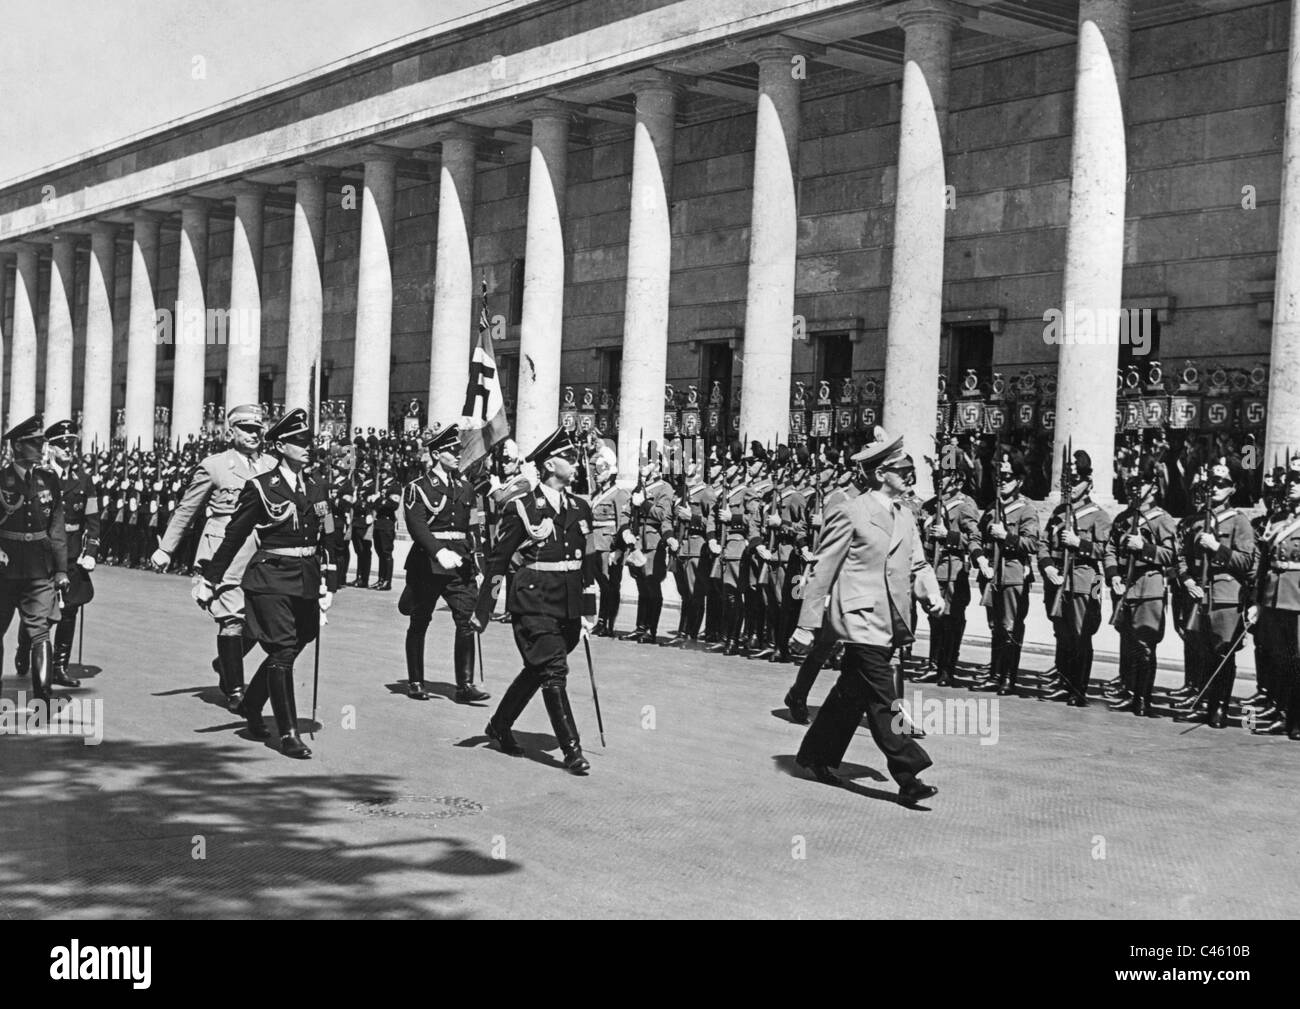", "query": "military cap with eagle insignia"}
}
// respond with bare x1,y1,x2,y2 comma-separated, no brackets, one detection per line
526,426,579,465
423,423,461,454
44,418,80,444
4,413,44,442
265,407,312,445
